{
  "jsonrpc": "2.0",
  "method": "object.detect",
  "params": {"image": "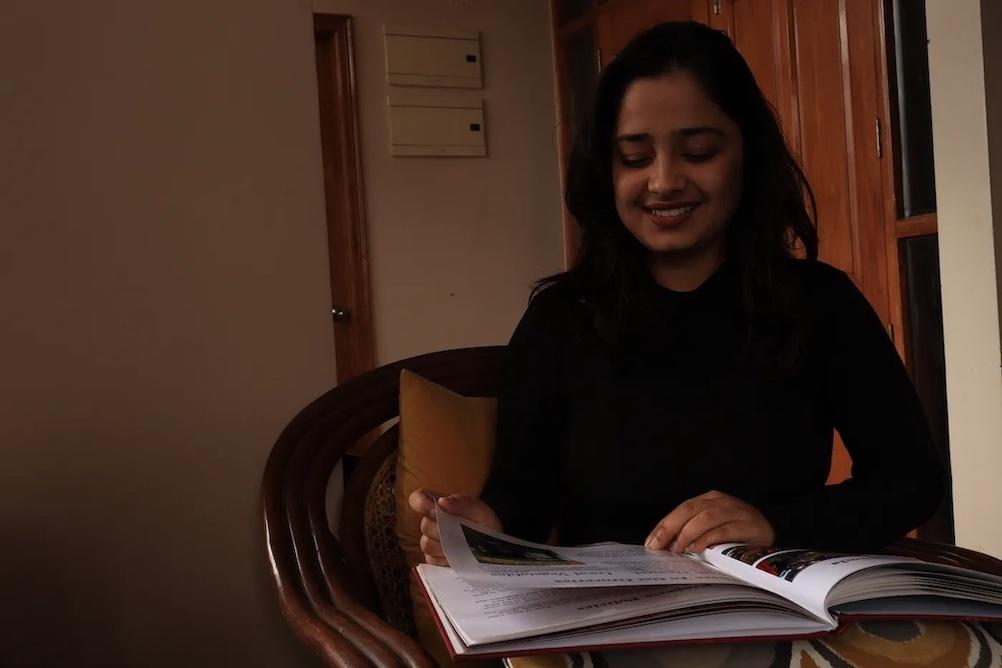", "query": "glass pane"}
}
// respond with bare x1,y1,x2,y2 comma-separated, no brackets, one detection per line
563,28,599,140
900,234,953,543
555,0,592,26
888,0,937,218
